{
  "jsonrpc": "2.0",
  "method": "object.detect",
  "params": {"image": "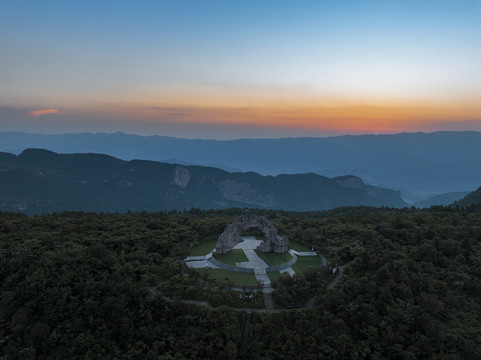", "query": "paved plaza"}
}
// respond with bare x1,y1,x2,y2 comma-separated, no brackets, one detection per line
184,236,325,288
233,237,269,270
181,214,337,312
